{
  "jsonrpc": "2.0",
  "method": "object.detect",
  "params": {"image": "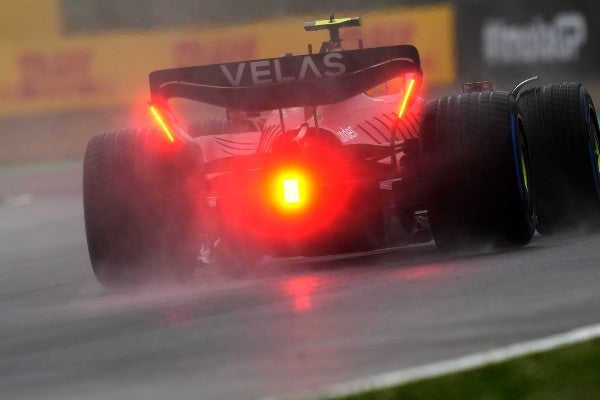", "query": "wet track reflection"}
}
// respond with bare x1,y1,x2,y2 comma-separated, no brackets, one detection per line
284,275,320,313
